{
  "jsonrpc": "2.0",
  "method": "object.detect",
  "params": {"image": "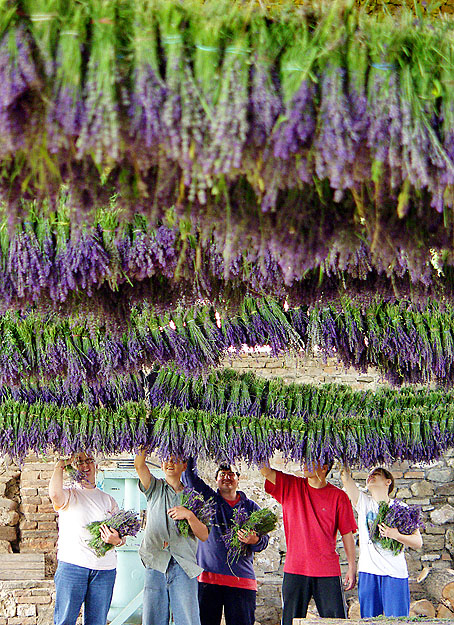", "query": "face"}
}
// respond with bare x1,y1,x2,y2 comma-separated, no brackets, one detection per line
72,452,96,486
161,456,187,478
216,469,239,494
366,469,391,492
